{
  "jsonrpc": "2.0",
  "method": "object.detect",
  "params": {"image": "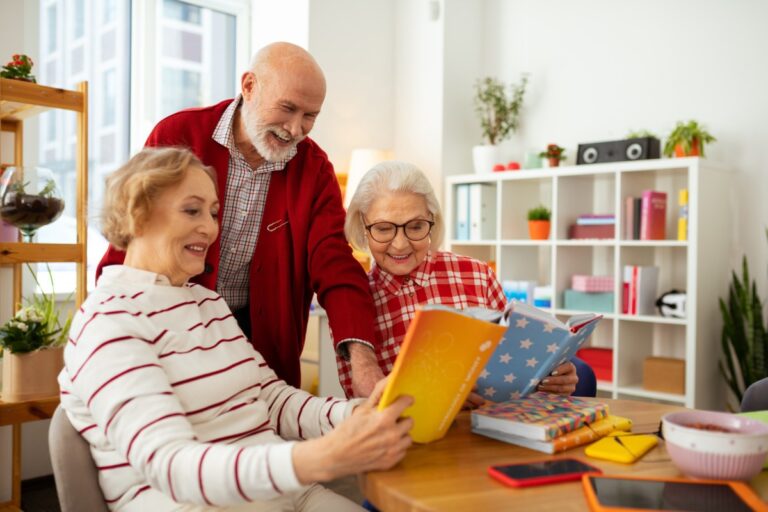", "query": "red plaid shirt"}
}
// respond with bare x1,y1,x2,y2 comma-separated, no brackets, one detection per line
337,251,506,397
